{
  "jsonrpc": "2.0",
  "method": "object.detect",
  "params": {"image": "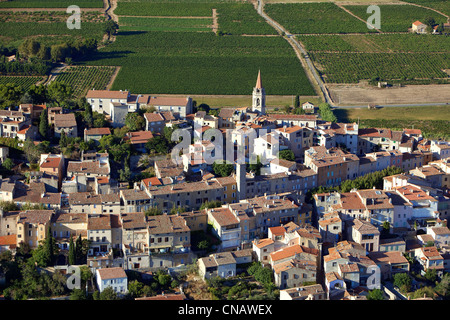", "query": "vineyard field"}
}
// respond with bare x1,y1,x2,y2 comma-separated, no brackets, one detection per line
80,31,315,95
0,21,106,46
0,76,43,90
0,0,104,8
298,33,450,53
344,4,447,32
54,66,117,98
309,52,449,83
119,17,212,32
264,3,372,34
402,0,450,17
115,2,216,17
216,3,277,35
